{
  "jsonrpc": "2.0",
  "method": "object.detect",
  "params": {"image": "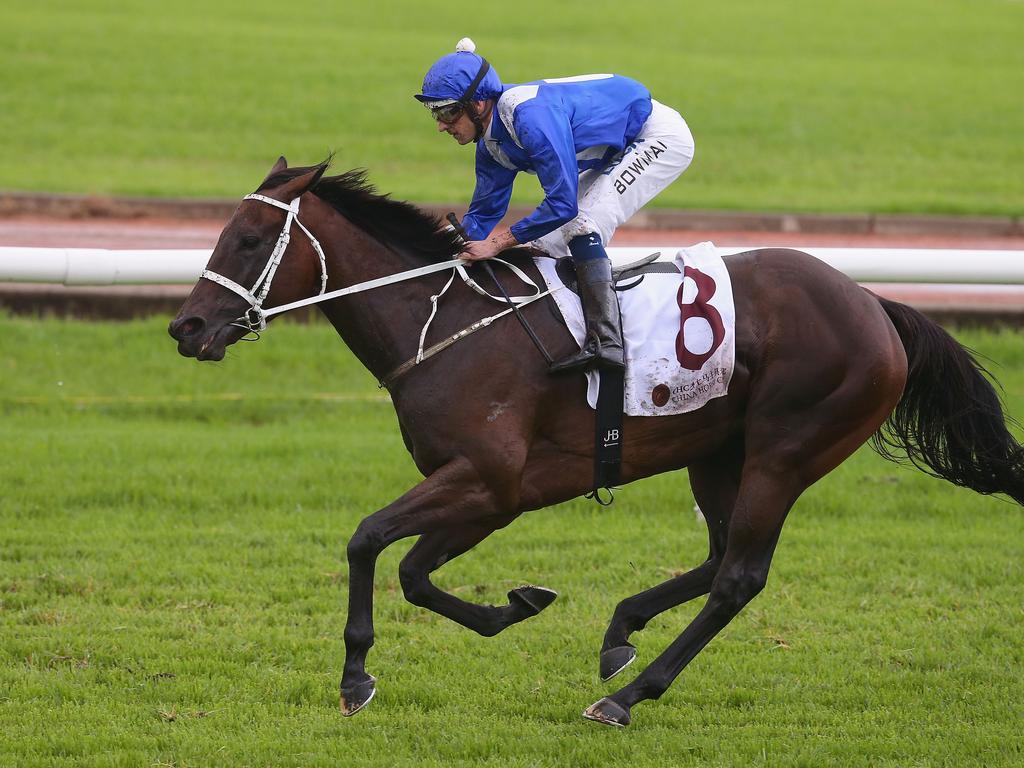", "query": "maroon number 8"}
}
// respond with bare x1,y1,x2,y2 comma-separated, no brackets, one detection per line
676,266,725,371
